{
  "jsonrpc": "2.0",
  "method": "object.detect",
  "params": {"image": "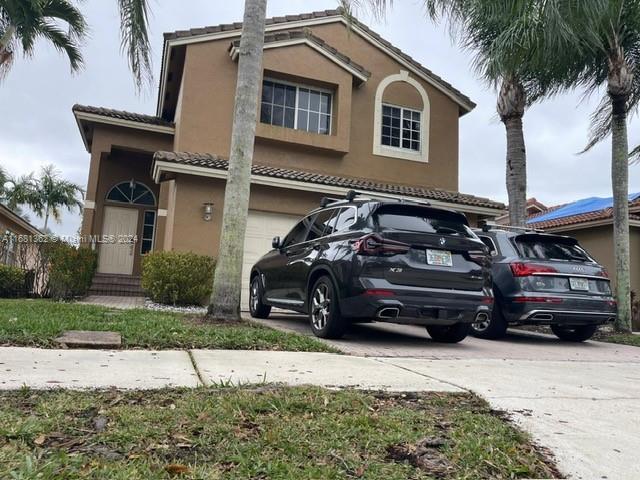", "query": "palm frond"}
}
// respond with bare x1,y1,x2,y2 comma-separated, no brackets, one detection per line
36,22,83,71
117,0,152,90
